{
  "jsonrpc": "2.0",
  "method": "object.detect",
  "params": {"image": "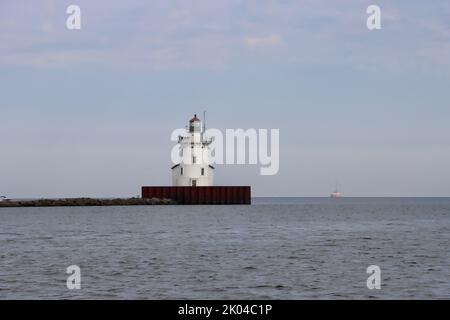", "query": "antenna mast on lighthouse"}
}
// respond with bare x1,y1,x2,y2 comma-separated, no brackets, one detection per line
203,110,206,133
